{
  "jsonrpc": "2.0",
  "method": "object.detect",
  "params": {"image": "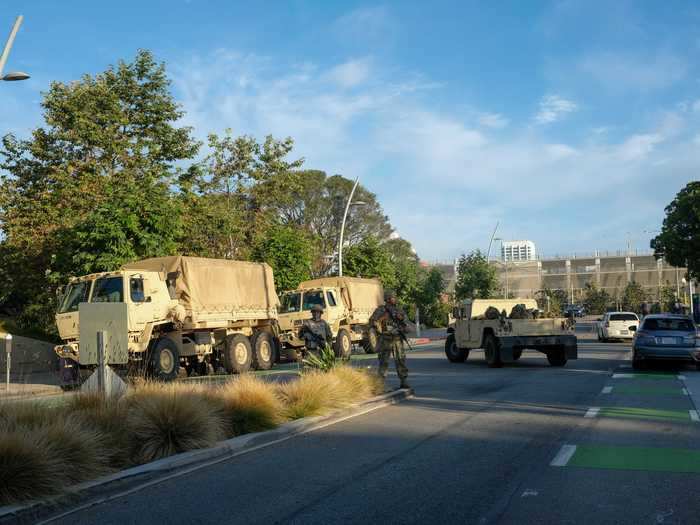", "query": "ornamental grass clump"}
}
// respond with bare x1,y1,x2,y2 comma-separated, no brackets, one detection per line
205,374,283,437
329,365,384,399
0,402,112,505
124,382,226,464
66,392,130,468
278,368,354,419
